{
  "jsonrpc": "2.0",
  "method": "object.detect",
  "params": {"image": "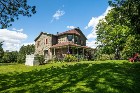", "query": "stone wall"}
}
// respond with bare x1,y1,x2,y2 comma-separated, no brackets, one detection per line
35,34,52,55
